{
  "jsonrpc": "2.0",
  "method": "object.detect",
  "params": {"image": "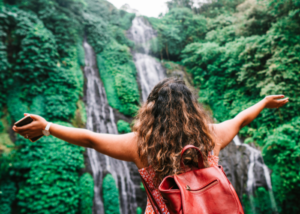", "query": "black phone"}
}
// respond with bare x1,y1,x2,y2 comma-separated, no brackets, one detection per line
14,115,43,142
